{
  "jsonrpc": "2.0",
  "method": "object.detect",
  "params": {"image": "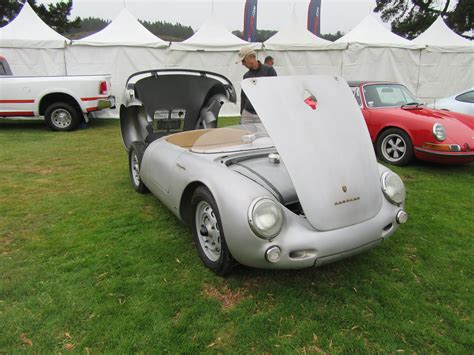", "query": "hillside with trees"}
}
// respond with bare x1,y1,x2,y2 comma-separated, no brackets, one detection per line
140,20,194,42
